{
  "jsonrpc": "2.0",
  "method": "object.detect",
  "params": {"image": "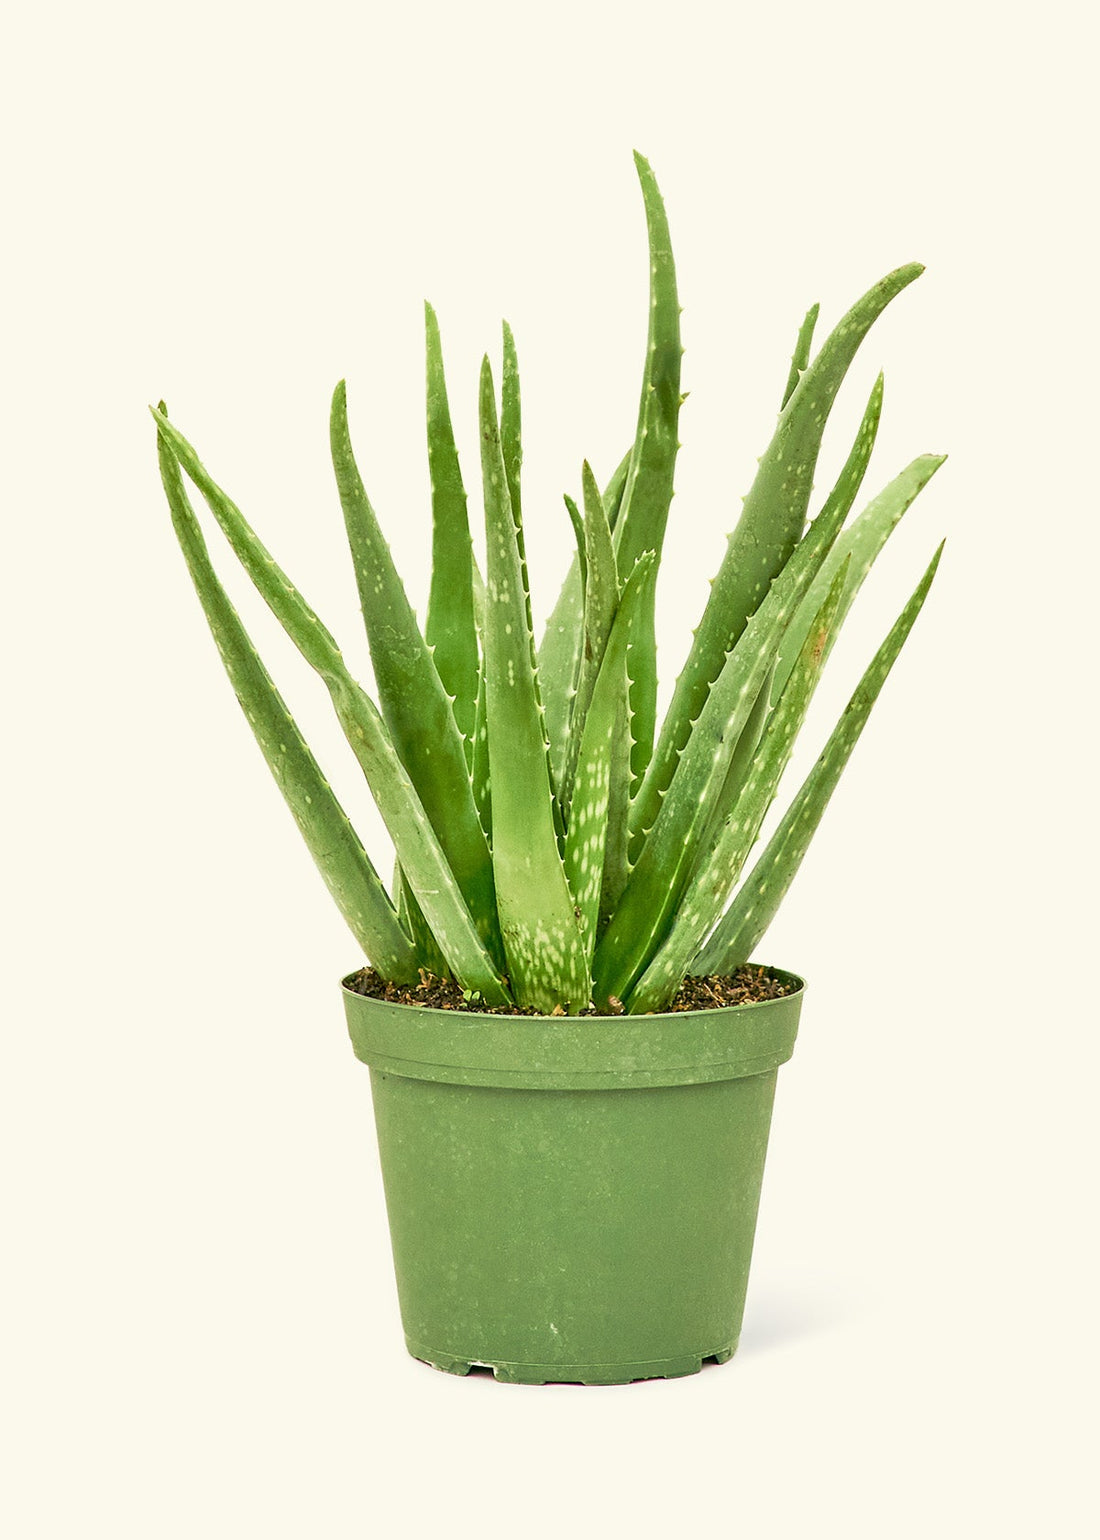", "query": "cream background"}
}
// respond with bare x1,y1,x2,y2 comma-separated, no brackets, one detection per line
3,2,1097,1535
